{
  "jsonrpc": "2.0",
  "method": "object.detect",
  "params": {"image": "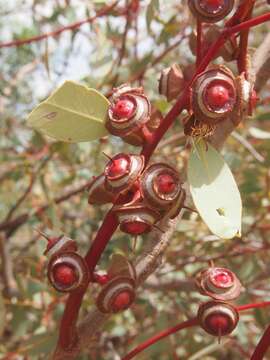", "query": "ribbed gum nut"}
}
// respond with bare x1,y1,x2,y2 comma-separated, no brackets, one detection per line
141,163,184,211
104,153,144,193
96,276,136,314
198,301,239,336
106,85,151,146
159,64,185,102
196,267,241,301
47,253,89,293
188,0,234,23
192,66,237,125
189,26,236,61
44,235,77,258
88,175,117,205
115,205,161,235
